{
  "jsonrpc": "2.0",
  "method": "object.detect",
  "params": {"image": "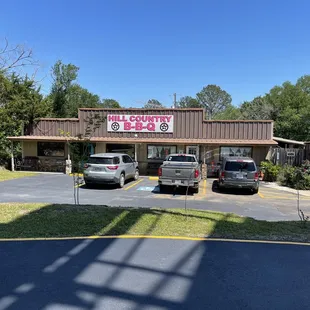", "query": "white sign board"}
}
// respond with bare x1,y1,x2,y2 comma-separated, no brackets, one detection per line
286,151,295,157
107,114,174,133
